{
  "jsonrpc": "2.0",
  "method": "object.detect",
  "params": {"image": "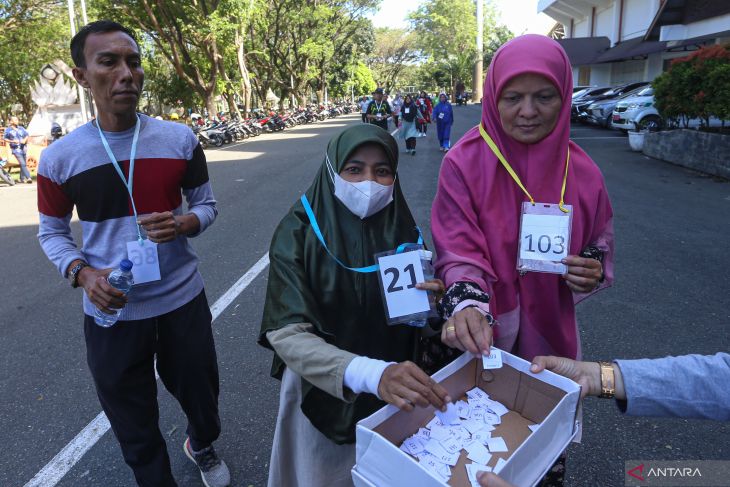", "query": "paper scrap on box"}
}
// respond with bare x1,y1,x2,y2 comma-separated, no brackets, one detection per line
482,348,503,369
399,385,513,483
